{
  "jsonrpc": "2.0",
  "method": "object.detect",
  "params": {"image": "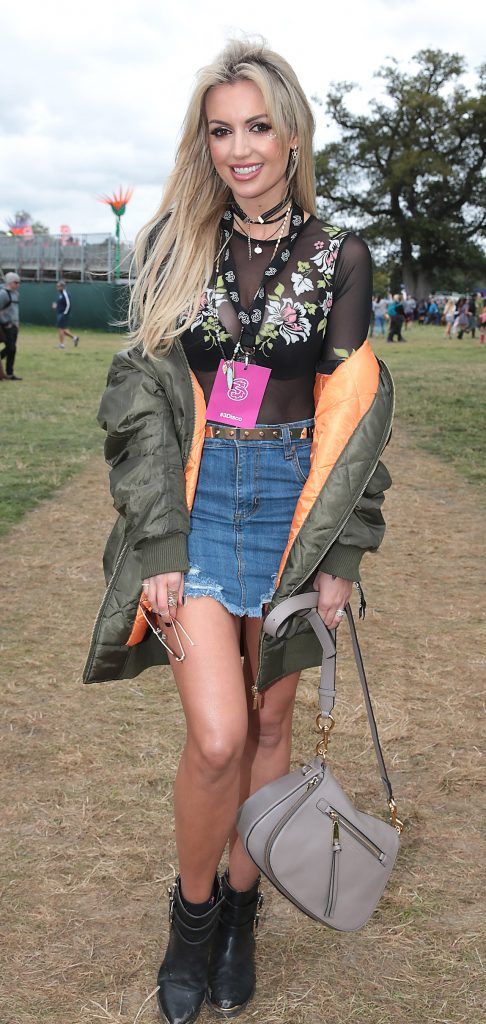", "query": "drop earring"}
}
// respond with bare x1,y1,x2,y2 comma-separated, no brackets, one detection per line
291,146,299,163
